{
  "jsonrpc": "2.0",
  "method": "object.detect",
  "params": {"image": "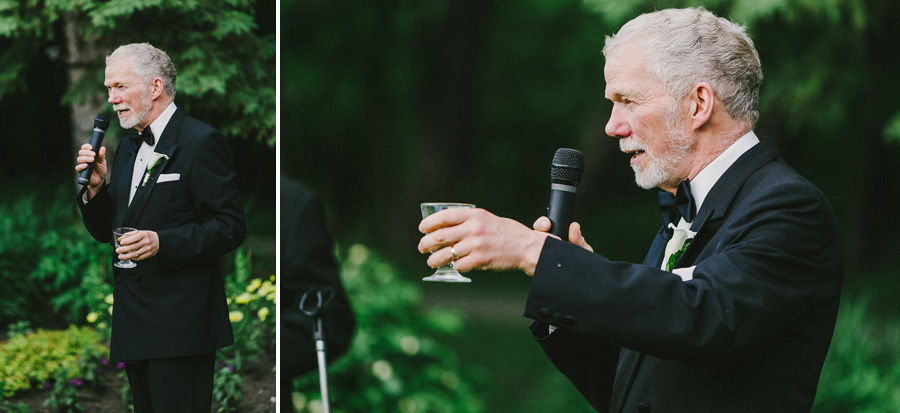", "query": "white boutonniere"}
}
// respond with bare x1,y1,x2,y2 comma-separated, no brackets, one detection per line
663,224,696,272
142,152,169,187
